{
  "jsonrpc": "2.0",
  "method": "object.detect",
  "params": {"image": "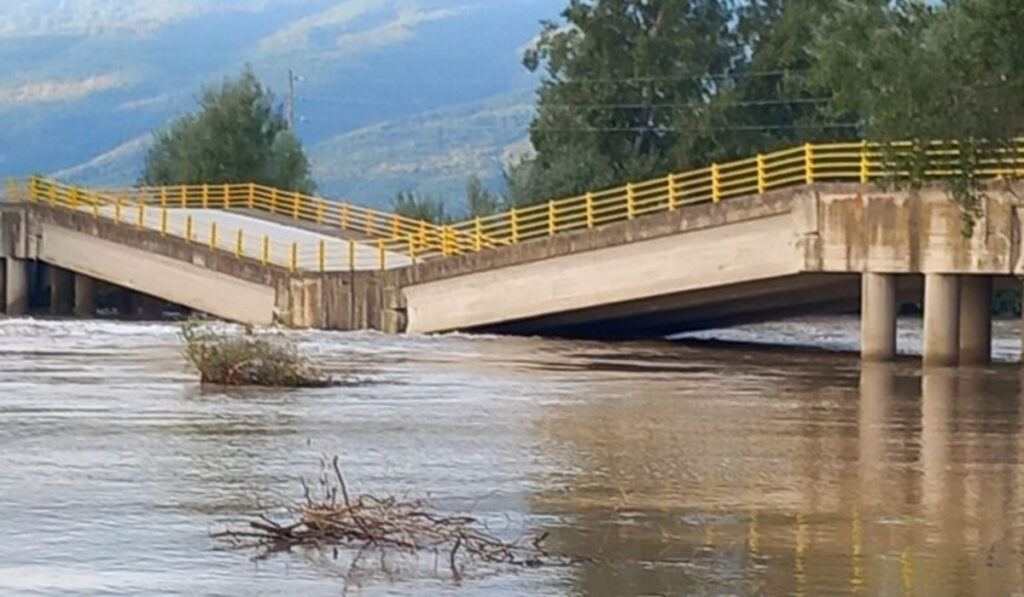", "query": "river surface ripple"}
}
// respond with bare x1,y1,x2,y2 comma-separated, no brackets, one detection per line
1,317,1023,596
